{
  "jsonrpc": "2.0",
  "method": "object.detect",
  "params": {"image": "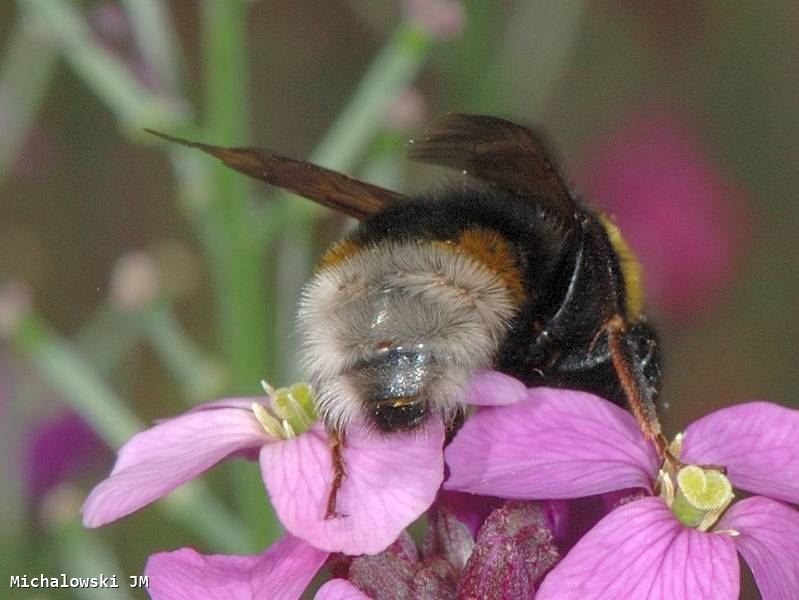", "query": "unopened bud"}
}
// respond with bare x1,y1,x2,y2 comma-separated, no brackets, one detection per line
110,251,160,311
385,88,427,132
403,0,465,41
0,281,32,336
40,484,84,527
153,240,202,299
